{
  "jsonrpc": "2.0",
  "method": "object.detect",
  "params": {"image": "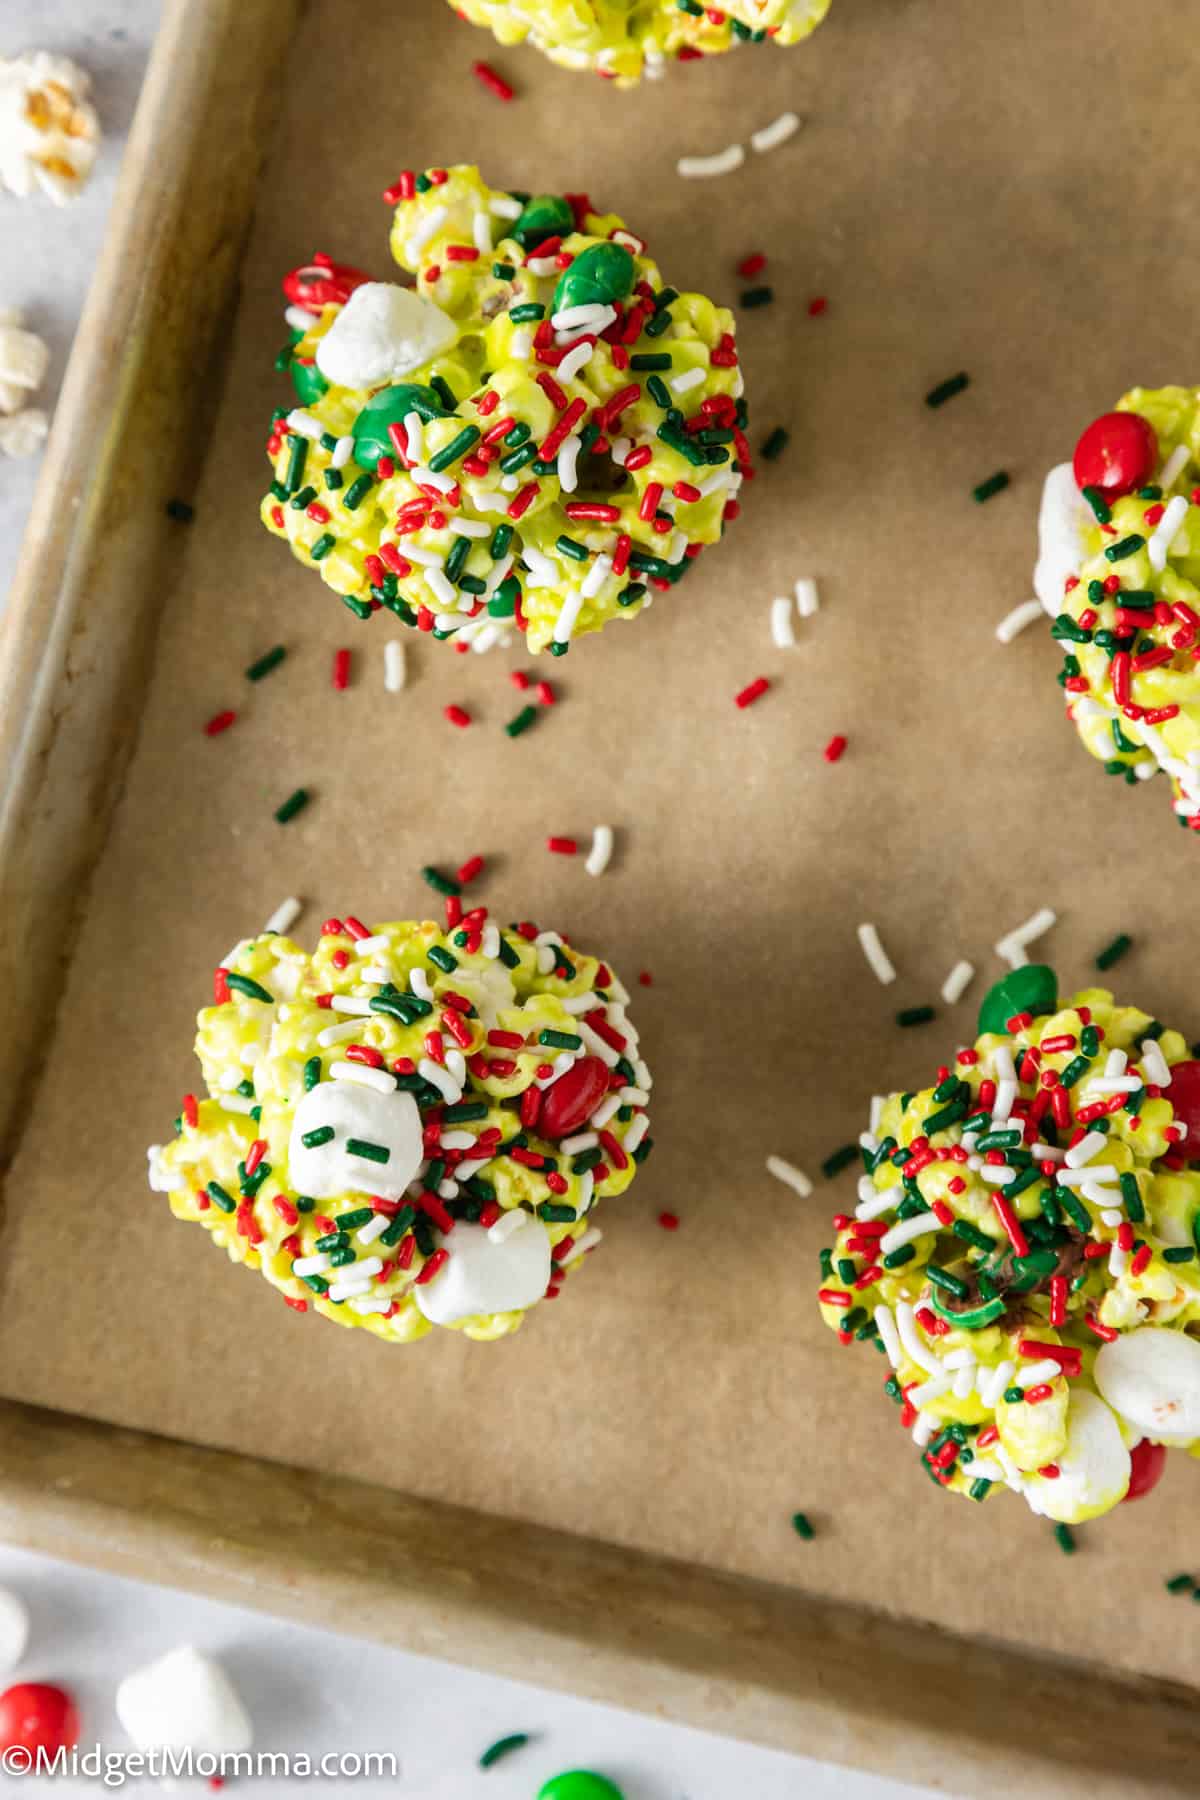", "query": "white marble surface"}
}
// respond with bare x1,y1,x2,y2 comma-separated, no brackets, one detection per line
0,8,943,1796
